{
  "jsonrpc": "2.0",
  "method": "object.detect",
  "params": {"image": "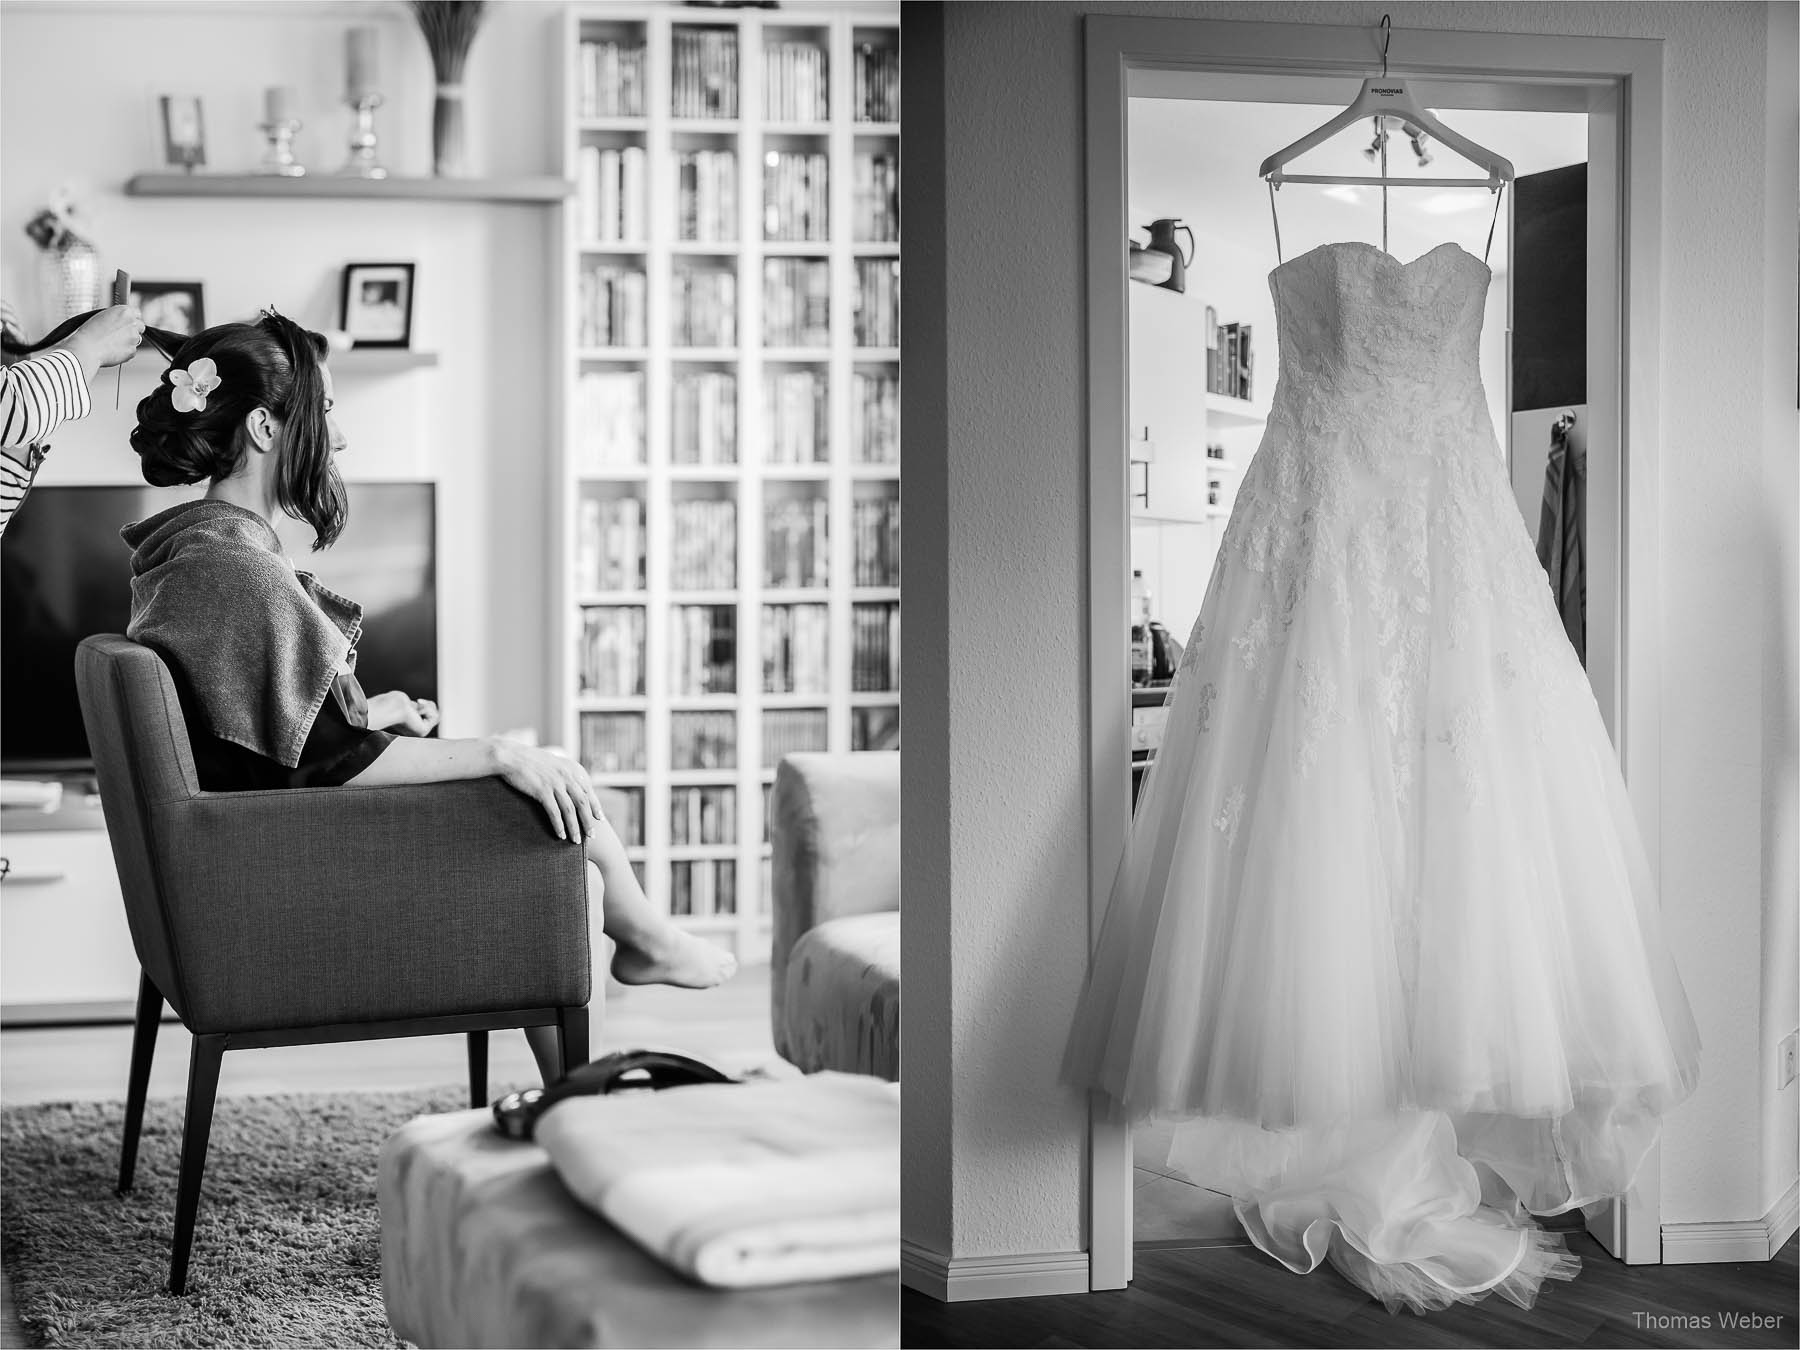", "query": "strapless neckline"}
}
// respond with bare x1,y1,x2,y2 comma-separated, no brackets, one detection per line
1271,239,1490,283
